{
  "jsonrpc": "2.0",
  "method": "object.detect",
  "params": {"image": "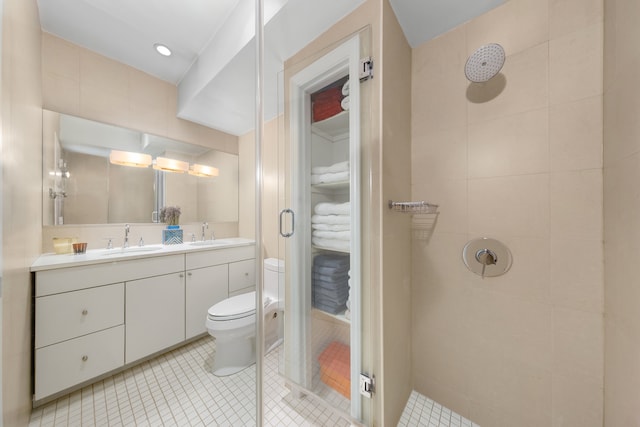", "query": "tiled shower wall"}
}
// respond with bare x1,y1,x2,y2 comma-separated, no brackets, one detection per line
603,0,640,424
410,0,604,425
